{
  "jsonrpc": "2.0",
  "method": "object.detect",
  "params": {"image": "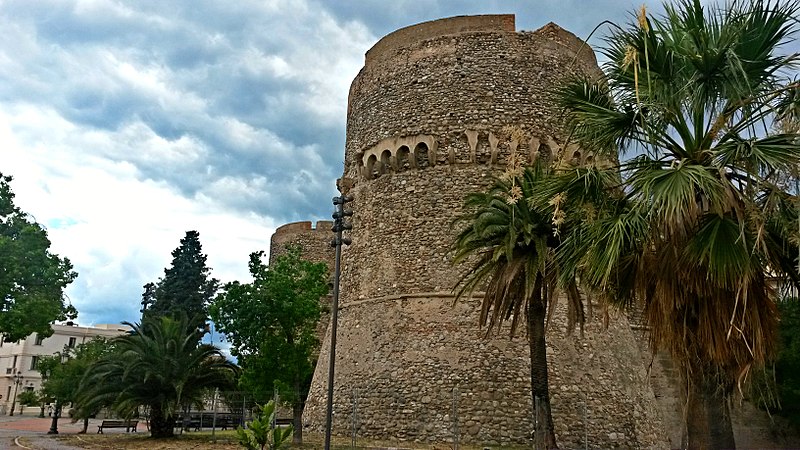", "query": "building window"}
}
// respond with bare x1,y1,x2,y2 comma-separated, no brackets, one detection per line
12,355,17,368
6,386,10,399
30,356,39,371
35,334,44,345
68,337,77,348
